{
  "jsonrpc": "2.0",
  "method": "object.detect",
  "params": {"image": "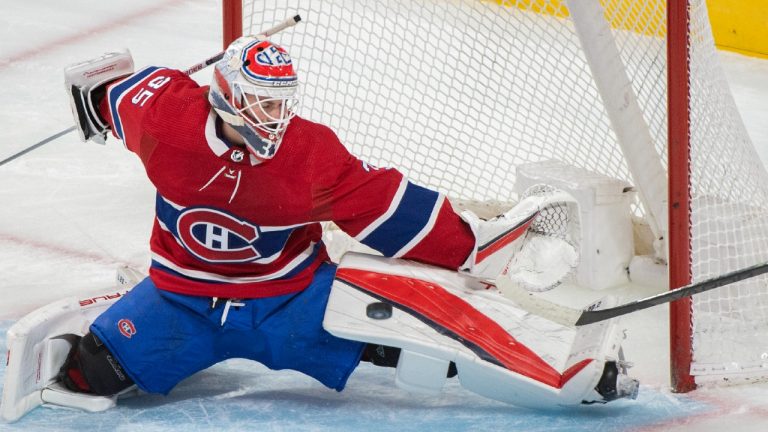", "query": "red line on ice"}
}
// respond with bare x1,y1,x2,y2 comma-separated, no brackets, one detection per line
0,0,186,69
0,232,125,266
629,390,768,431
